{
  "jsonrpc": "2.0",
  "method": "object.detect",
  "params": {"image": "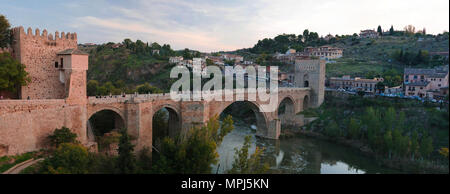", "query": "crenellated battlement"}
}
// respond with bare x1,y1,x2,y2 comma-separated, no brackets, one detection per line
10,26,80,100
12,26,77,43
